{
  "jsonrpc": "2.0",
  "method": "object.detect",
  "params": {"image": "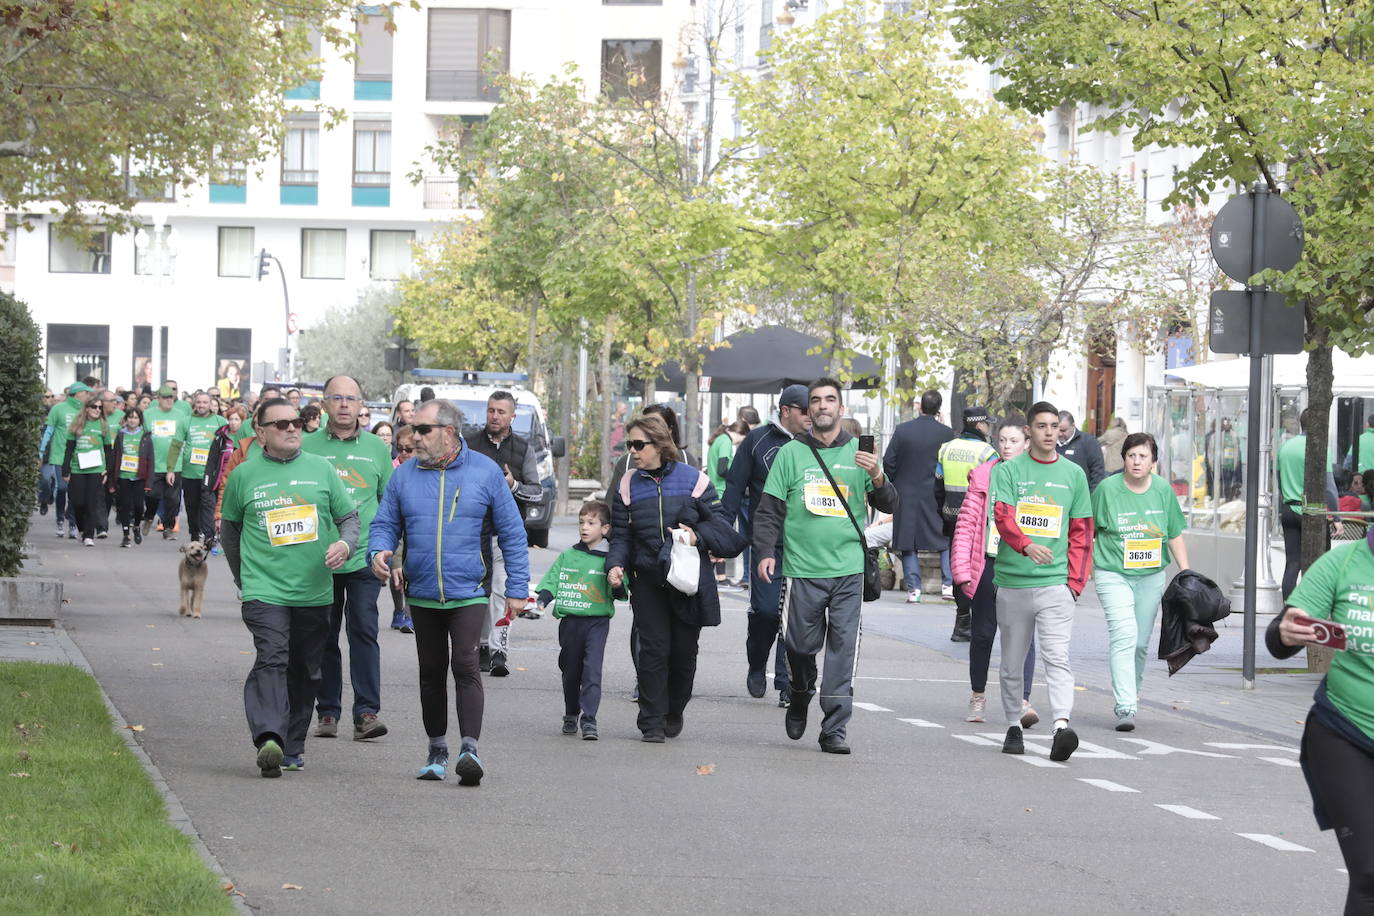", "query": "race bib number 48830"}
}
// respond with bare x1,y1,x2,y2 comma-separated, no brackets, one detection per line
264,504,319,546
1015,501,1064,539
